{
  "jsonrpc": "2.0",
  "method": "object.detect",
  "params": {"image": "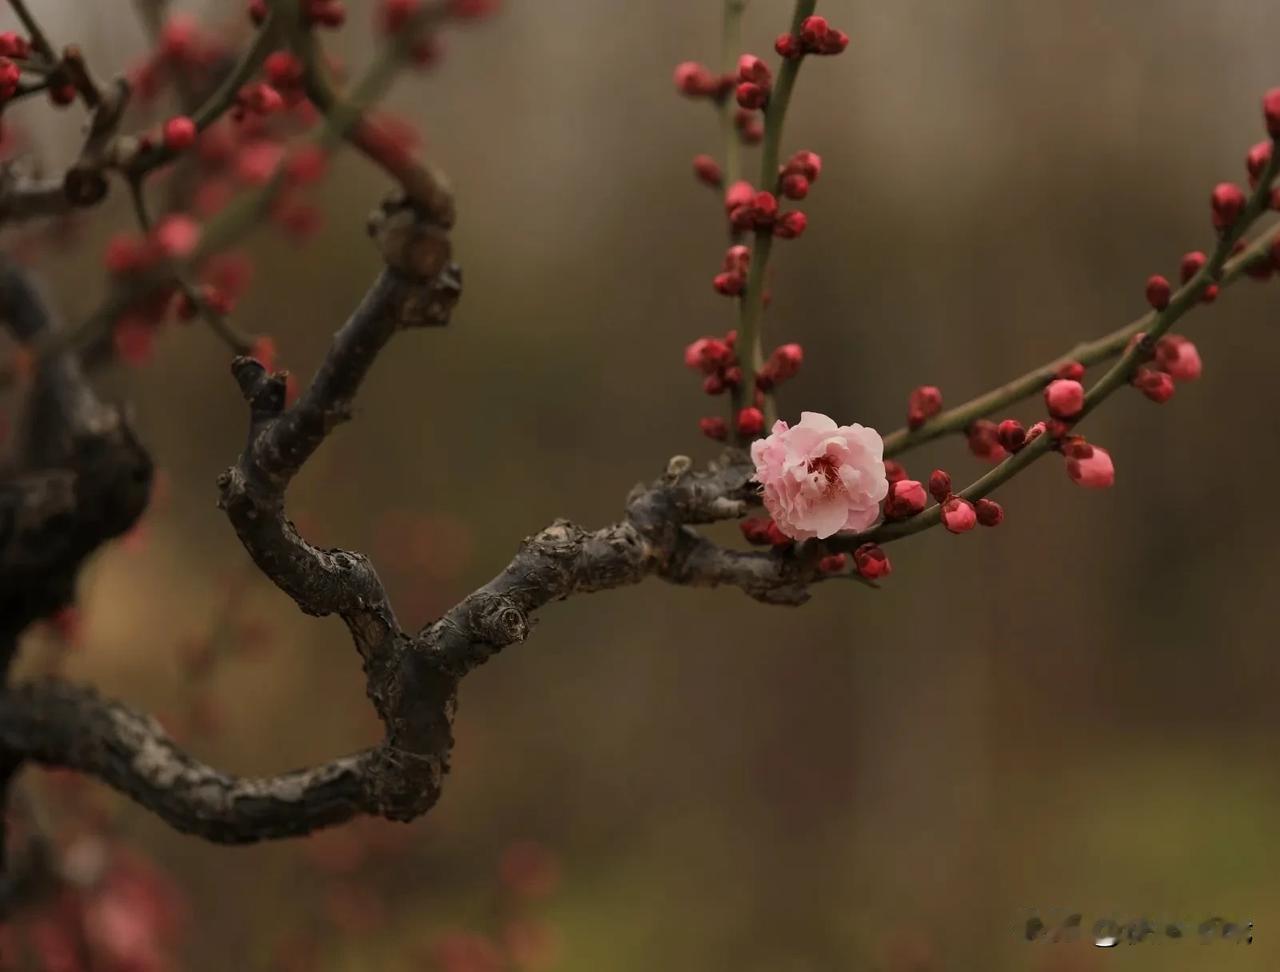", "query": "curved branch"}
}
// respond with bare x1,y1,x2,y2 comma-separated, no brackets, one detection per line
0,680,376,844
